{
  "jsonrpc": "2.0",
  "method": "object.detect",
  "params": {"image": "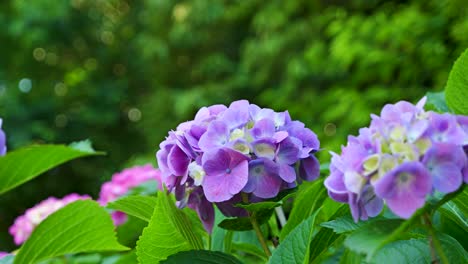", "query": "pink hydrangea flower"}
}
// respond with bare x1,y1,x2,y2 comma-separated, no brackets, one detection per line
9,194,90,245
98,164,162,225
